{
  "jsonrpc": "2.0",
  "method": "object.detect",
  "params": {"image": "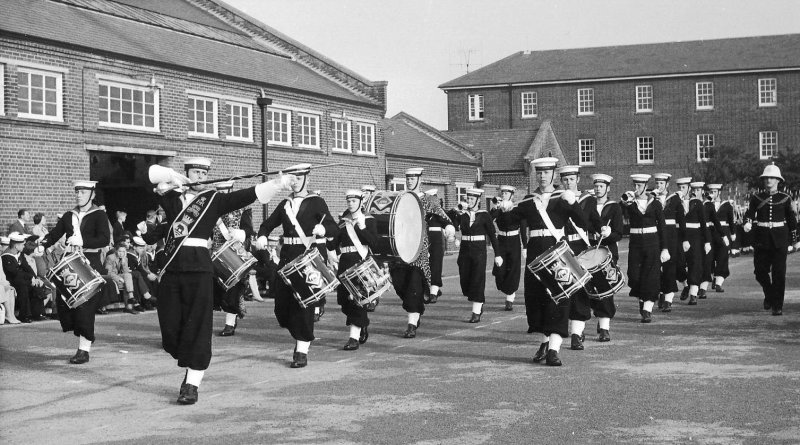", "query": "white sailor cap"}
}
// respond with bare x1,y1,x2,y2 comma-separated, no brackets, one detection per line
345,189,363,199
423,189,438,196
466,188,484,197
558,165,580,177
215,180,234,190
0,236,9,246
630,174,651,183
530,157,559,170
706,183,723,191
591,174,613,184
690,181,706,189
8,232,27,243
653,173,672,181
405,167,424,177
283,163,312,176
184,157,212,171
132,236,147,247
361,184,376,192
499,185,516,193
74,180,98,190
675,177,692,185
